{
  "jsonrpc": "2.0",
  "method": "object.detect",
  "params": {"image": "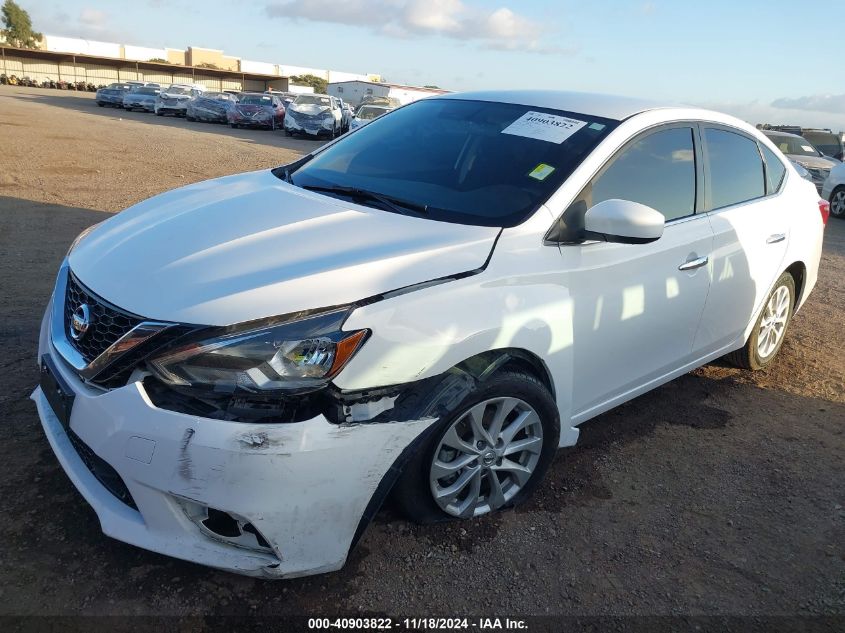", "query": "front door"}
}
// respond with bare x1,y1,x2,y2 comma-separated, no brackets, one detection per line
559,125,714,419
